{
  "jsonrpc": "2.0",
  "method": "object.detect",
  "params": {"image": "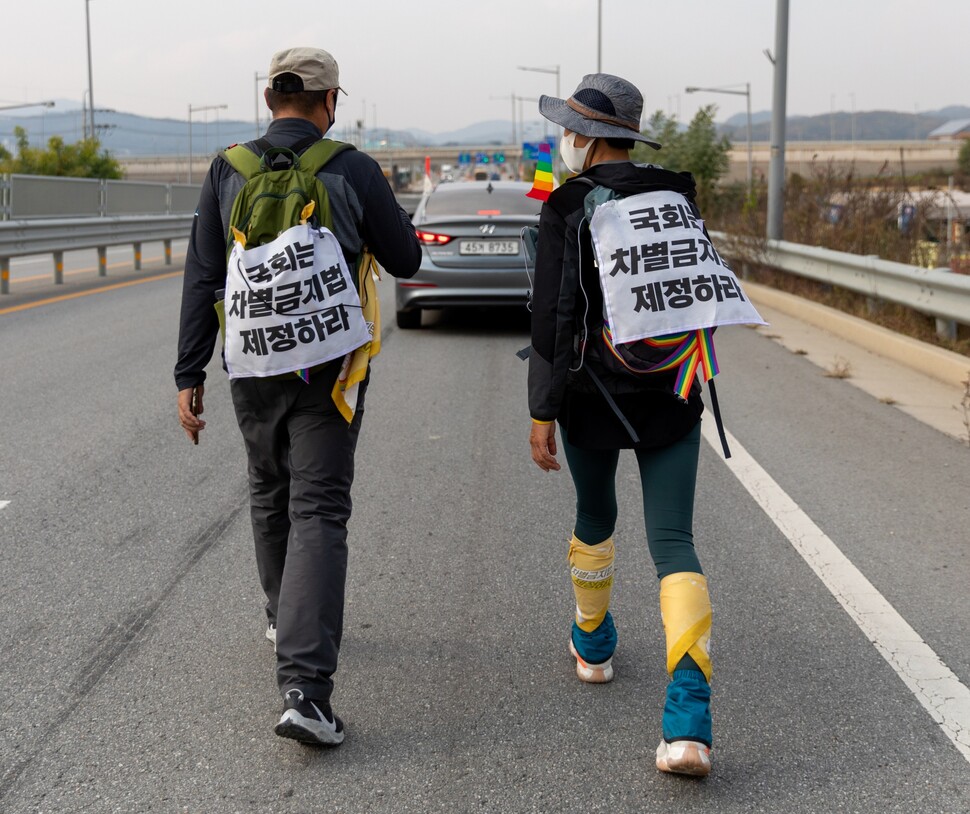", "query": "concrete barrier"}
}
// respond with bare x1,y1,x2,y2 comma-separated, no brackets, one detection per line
745,280,970,388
